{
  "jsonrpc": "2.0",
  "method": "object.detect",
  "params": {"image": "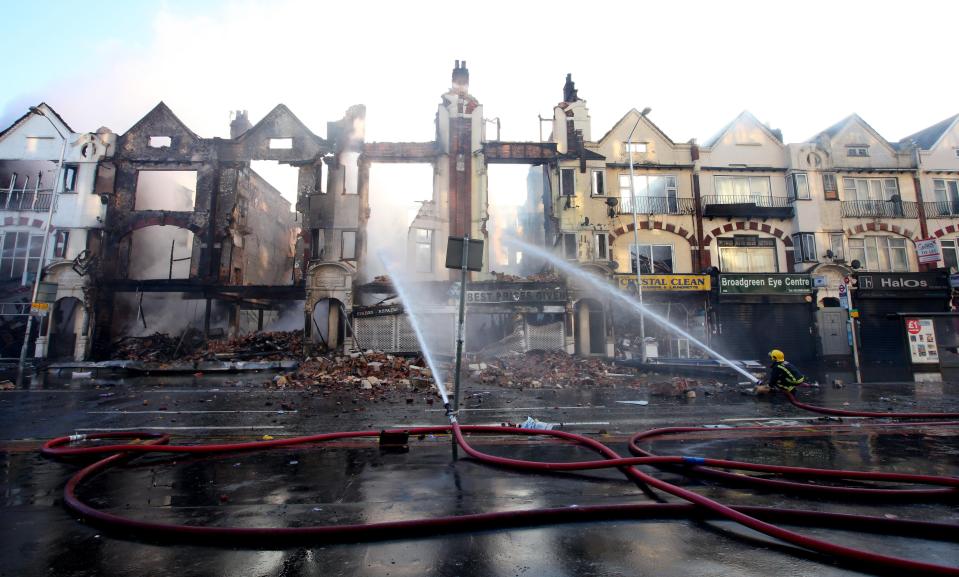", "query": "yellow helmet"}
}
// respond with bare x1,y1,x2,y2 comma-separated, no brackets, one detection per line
769,349,785,362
